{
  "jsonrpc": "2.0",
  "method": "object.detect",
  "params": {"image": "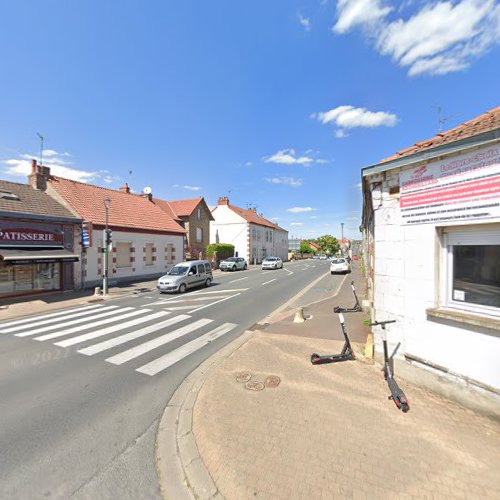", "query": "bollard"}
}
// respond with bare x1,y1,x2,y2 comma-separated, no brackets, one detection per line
293,307,306,323
94,286,102,296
